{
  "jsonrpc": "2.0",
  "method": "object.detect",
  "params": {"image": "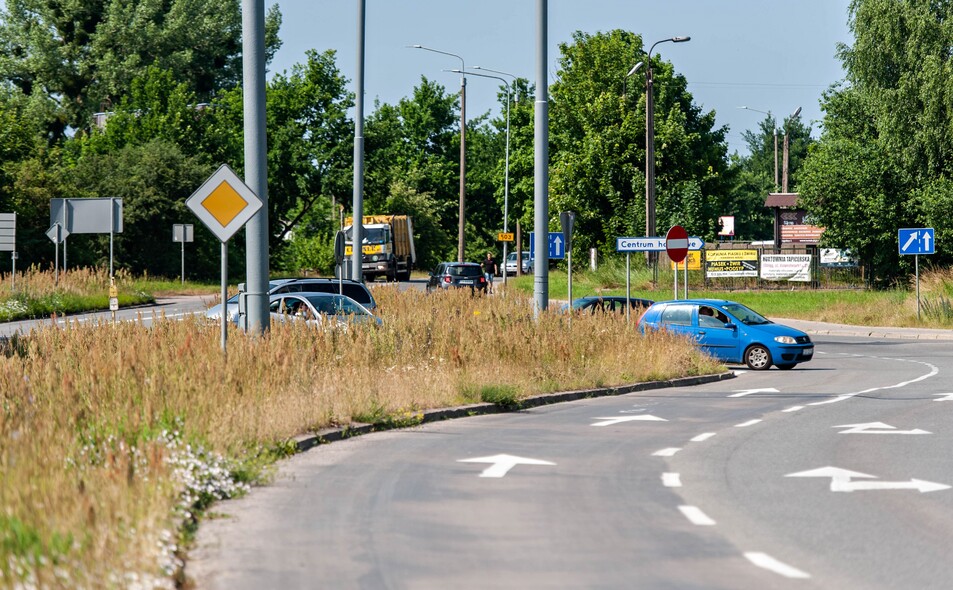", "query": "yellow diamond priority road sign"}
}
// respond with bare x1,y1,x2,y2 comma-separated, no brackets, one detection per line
186,164,263,242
